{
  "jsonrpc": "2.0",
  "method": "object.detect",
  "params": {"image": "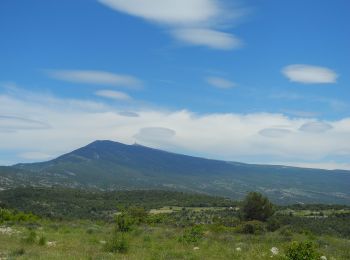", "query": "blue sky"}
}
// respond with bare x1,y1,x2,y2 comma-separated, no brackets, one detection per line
0,0,350,169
